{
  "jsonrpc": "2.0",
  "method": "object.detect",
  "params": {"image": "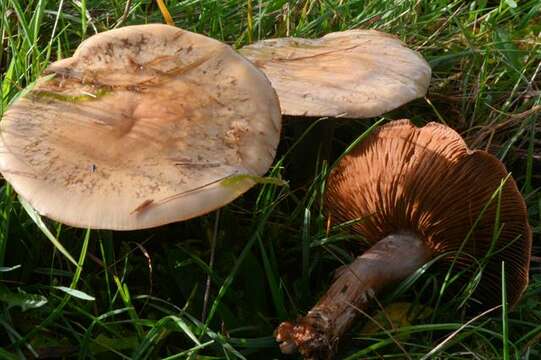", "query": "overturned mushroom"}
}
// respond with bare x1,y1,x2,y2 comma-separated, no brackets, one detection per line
240,30,431,118
0,24,281,230
276,120,531,359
